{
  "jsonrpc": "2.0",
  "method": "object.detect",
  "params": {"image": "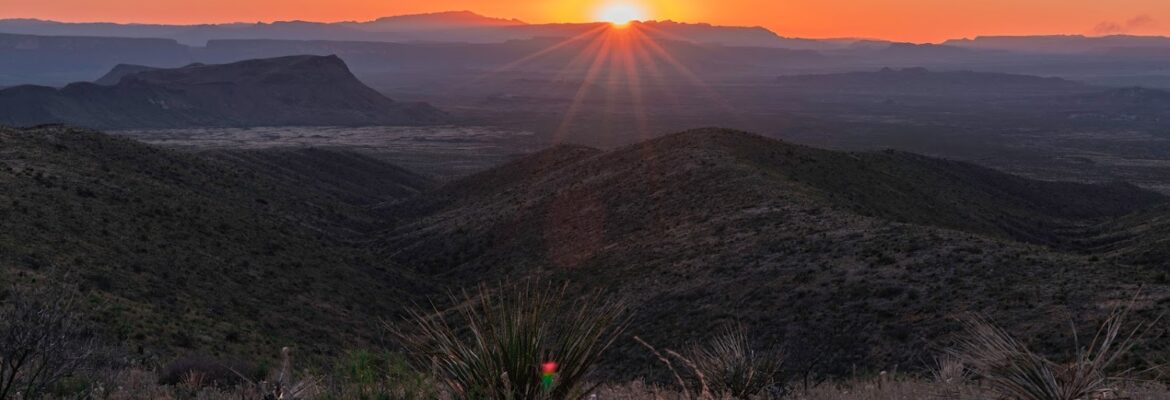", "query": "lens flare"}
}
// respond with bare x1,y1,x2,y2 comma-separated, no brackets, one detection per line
541,361,558,390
